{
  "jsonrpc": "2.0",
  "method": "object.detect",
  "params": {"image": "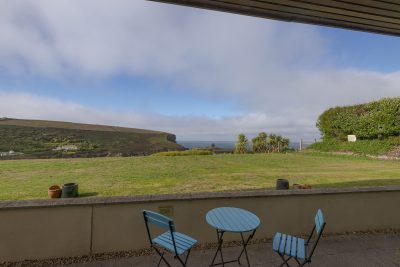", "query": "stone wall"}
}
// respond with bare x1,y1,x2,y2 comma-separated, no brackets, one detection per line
1,186,399,262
